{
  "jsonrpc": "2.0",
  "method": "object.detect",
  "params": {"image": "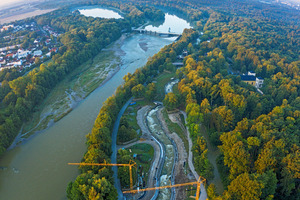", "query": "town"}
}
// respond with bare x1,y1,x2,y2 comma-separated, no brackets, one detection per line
0,21,61,72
